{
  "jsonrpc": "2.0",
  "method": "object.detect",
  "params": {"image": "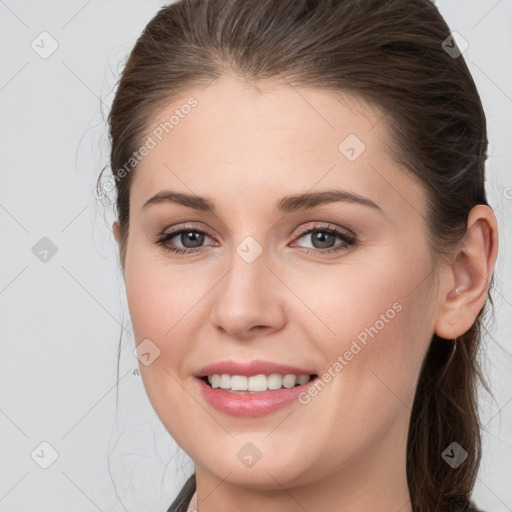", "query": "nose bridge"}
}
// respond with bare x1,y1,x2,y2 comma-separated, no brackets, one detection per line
222,233,270,306
209,231,286,336
220,215,272,284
